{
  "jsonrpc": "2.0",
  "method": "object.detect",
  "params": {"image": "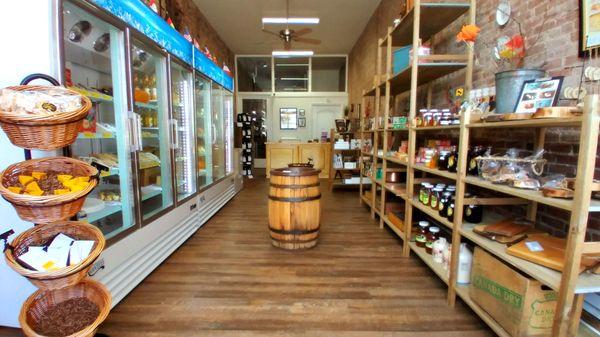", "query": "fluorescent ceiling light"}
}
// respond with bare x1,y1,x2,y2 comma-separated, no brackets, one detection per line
262,17,320,24
272,50,314,56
